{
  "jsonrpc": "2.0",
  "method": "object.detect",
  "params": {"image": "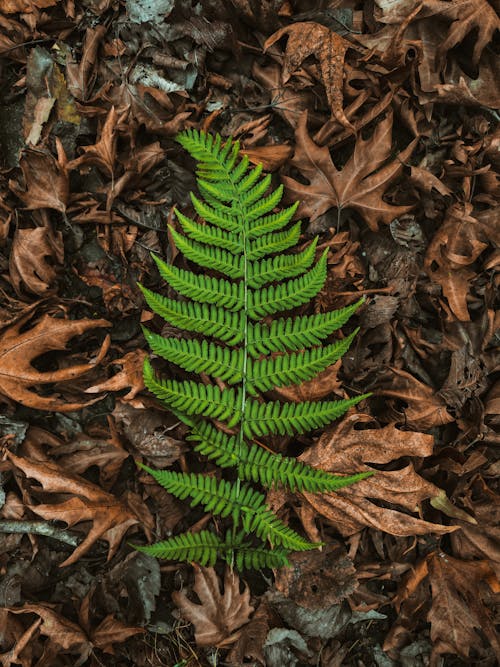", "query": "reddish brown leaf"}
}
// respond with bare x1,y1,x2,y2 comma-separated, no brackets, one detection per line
2,0,58,11
297,413,457,536
7,452,138,566
283,112,417,230
9,142,69,213
0,313,110,411
172,565,254,648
